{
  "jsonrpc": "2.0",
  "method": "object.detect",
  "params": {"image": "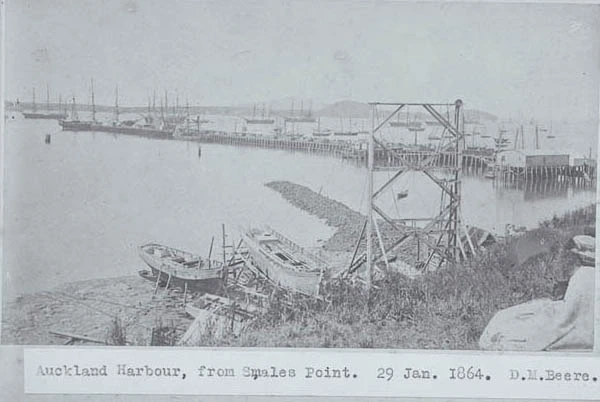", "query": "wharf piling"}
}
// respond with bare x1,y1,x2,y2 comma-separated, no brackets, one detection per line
188,131,354,157
185,131,595,185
